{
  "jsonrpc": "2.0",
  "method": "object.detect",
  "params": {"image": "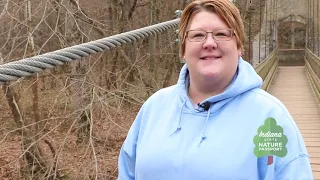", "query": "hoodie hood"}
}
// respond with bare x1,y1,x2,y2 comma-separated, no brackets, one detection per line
177,57,263,113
